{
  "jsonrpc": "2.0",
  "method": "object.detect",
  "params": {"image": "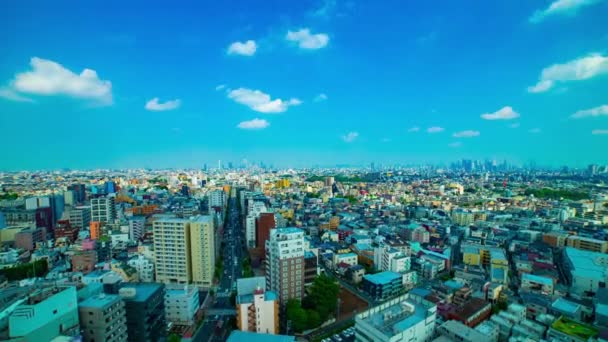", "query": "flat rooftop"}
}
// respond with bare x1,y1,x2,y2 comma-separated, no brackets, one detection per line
360,297,430,337
79,294,120,309
364,271,401,285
